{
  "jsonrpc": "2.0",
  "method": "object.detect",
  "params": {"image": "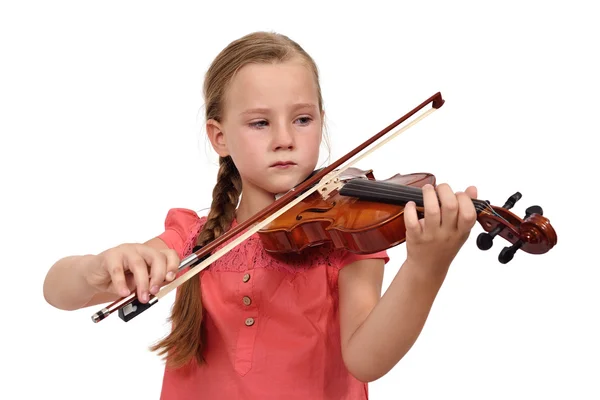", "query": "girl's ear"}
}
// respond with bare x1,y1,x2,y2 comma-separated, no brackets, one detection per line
206,119,229,157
